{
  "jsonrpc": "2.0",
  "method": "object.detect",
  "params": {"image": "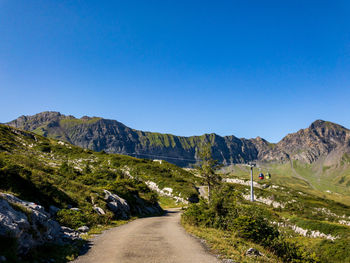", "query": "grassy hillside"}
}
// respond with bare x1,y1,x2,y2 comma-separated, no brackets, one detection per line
182,178,350,263
0,124,199,262
221,162,350,206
